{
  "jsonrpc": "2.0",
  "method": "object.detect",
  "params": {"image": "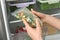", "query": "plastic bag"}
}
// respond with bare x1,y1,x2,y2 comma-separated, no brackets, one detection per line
11,7,43,27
